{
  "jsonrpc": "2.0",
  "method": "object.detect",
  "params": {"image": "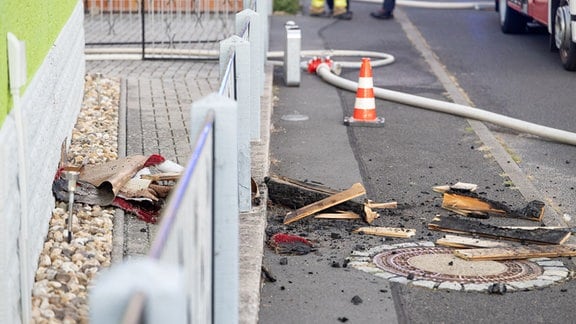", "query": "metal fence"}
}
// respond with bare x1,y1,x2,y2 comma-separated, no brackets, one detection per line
84,0,244,59
89,5,267,323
